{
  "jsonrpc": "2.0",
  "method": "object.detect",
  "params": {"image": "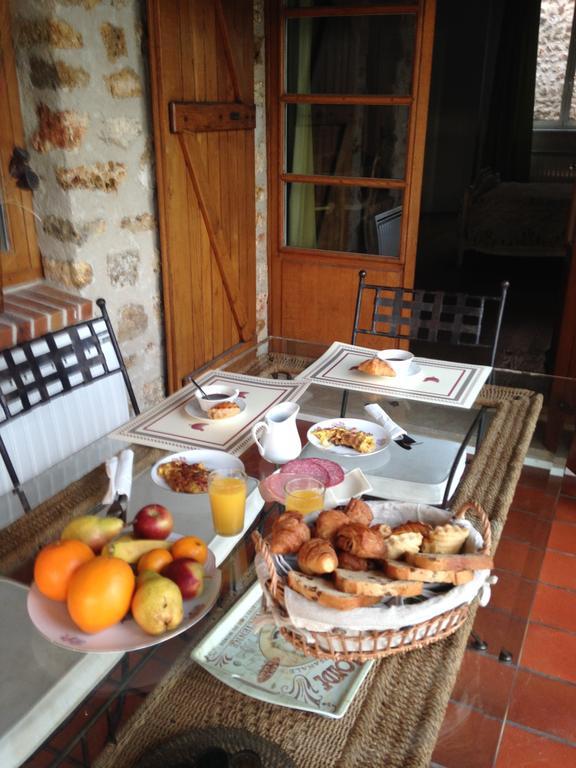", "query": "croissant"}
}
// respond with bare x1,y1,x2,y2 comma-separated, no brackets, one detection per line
357,357,396,377
315,509,349,542
344,498,373,526
297,538,338,575
270,512,311,555
335,523,388,559
337,550,369,572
